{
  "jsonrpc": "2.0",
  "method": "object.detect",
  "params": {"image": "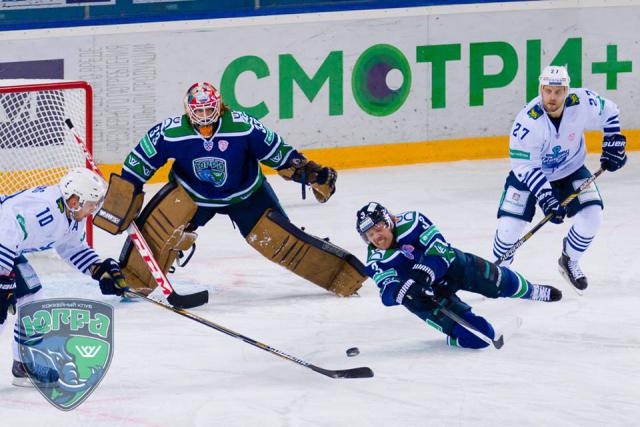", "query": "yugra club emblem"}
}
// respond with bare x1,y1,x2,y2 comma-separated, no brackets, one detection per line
16,298,114,411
